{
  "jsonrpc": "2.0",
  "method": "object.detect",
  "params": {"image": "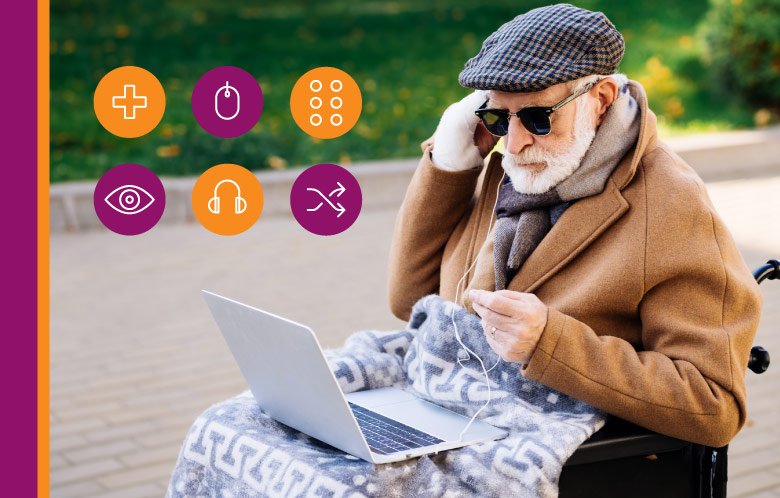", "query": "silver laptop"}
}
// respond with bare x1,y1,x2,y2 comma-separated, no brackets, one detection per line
202,290,507,464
